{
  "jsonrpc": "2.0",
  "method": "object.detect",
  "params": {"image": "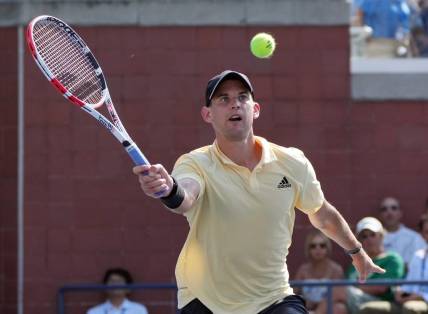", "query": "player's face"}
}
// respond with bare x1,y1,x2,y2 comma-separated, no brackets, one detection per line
201,80,260,142
378,197,402,231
